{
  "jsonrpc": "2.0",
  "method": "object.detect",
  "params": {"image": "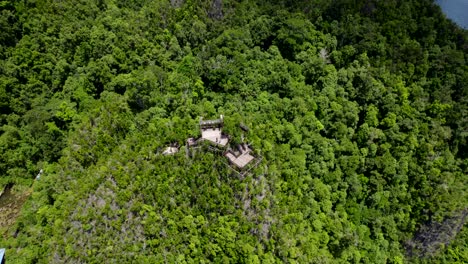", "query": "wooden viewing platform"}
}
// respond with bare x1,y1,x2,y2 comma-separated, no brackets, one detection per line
164,115,261,174
199,115,229,147
225,144,255,169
